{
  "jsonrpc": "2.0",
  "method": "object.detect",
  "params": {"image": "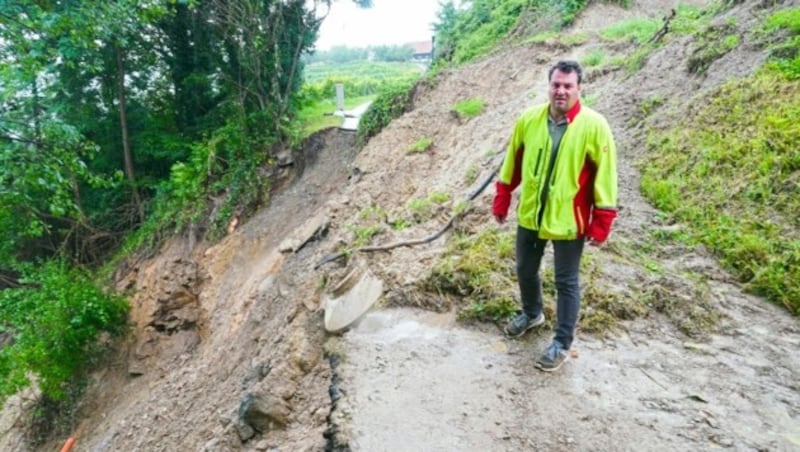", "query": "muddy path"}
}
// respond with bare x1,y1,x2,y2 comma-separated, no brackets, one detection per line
325,1,800,450
3,1,797,451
